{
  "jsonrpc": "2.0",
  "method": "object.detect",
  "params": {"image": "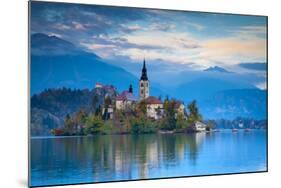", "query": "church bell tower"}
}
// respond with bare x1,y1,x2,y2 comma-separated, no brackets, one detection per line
139,58,149,100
